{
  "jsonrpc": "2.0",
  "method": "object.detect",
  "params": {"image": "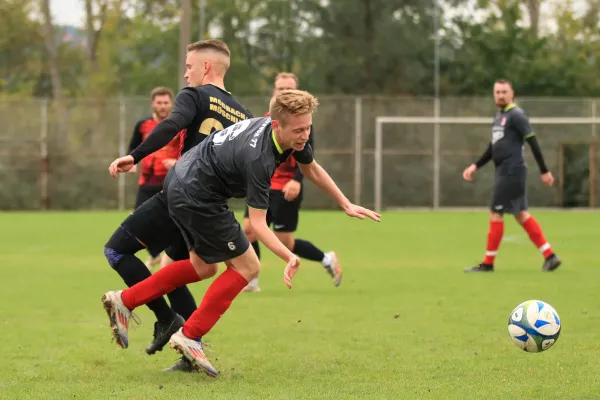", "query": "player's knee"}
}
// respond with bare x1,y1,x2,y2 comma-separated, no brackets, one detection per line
189,256,219,280
489,212,504,221
515,211,530,225
204,263,219,279
104,246,123,269
104,227,145,269
275,232,294,250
